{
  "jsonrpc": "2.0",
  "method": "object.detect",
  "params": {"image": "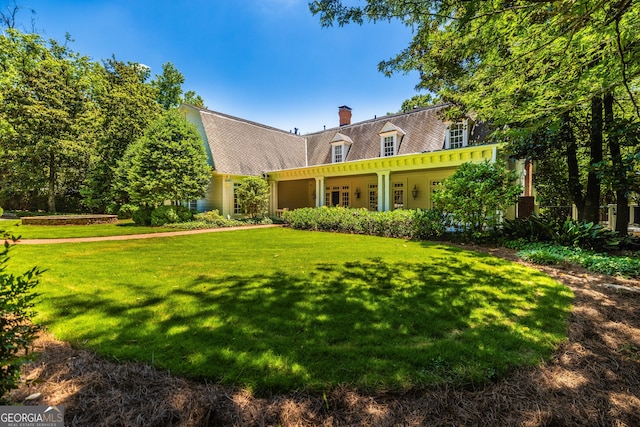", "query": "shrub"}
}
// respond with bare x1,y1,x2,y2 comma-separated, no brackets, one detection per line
132,207,153,226
432,160,522,233
193,209,228,226
282,207,446,240
552,218,619,251
0,207,3,217
117,204,138,220
501,215,555,242
151,206,194,226
0,234,43,401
